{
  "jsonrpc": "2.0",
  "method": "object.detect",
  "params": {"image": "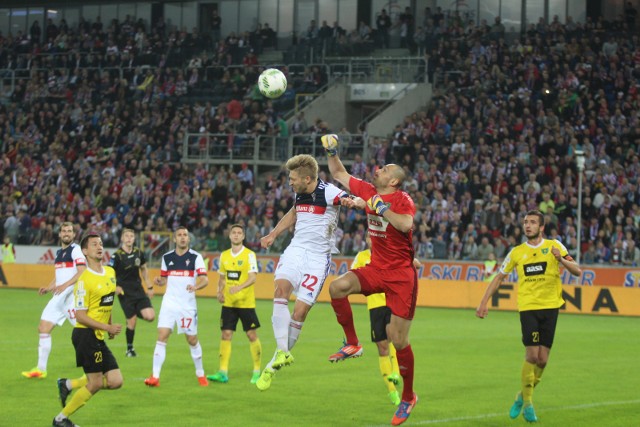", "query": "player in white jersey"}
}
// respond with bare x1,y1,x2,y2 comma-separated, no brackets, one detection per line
144,227,210,387
22,222,87,379
256,154,349,391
